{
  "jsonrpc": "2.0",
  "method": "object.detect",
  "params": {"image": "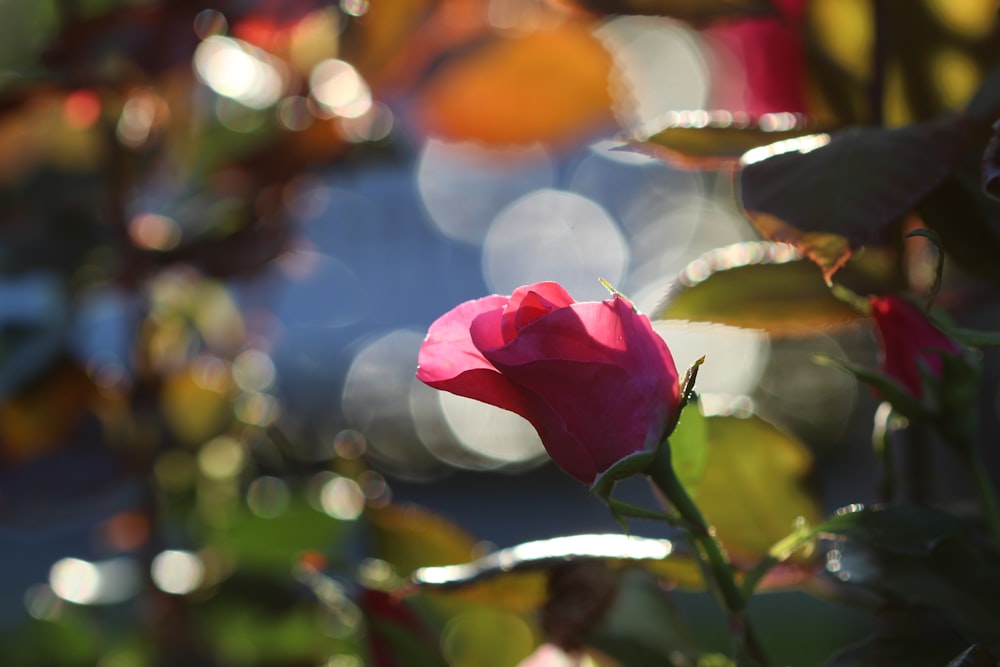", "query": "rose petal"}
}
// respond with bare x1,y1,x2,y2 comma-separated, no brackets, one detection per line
417,295,509,384
479,298,679,481
501,282,575,343
419,295,551,441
